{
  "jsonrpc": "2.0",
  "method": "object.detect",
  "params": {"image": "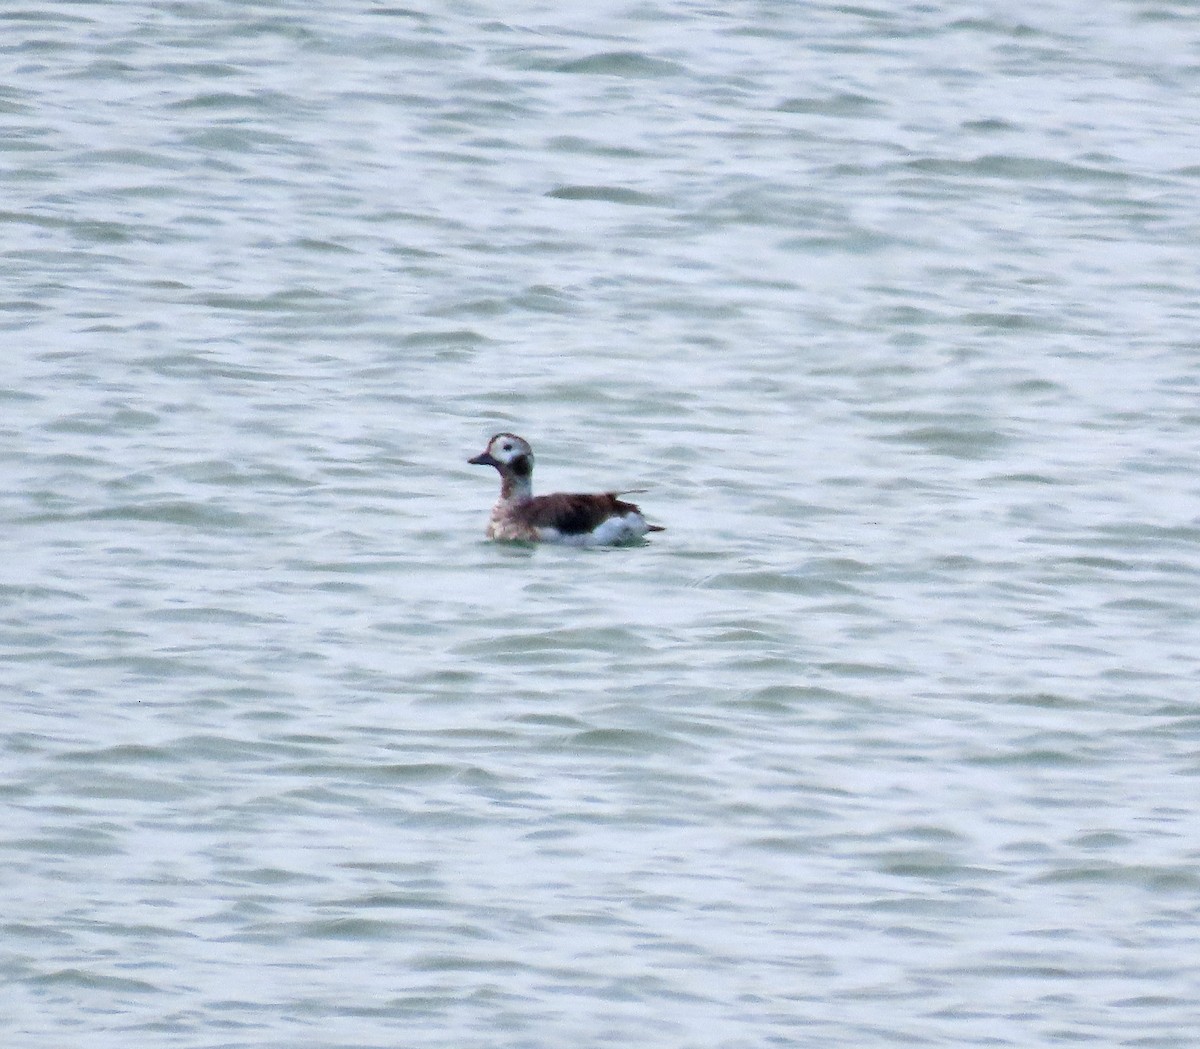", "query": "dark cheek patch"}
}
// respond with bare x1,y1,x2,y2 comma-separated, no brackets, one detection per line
510,454,532,477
